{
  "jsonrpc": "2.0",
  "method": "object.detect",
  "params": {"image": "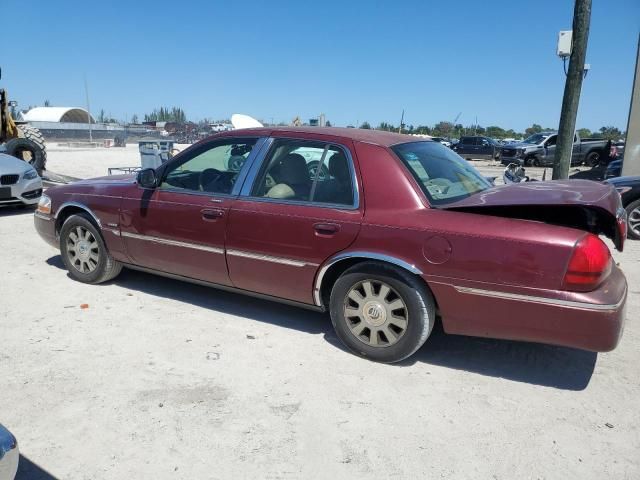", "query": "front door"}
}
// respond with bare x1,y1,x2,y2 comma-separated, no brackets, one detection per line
120,137,261,285
225,137,363,304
